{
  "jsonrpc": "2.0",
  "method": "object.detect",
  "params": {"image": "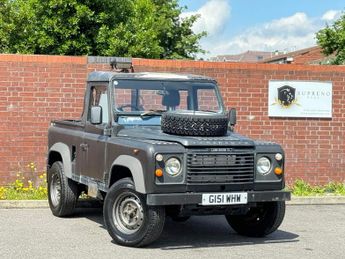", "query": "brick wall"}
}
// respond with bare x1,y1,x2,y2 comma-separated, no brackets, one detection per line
0,55,87,184
1,54,345,185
